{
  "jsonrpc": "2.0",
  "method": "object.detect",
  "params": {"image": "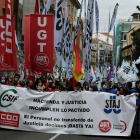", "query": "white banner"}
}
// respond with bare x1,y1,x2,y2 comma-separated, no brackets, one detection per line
54,0,63,67
0,85,136,136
